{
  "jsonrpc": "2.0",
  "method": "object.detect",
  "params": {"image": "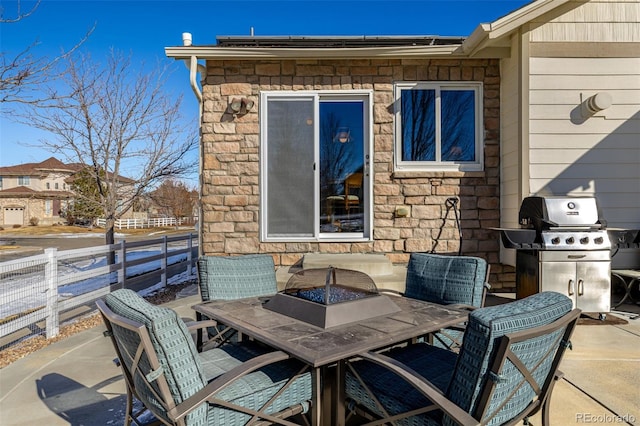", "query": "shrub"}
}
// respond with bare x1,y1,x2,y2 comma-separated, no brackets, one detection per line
29,217,39,226
12,224,21,229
